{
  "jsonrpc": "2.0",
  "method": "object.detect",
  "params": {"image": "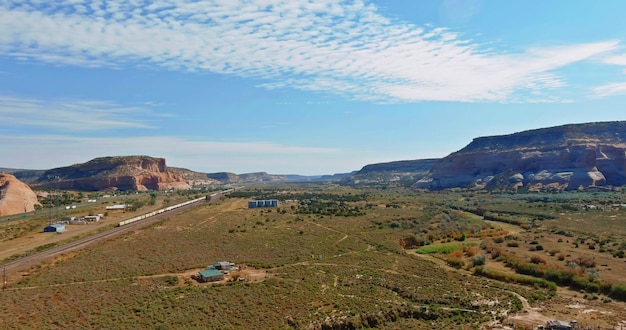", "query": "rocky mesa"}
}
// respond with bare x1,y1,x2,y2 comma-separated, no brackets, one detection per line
420,121,626,190
33,156,191,191
347,159,439,185
0,172,40,216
